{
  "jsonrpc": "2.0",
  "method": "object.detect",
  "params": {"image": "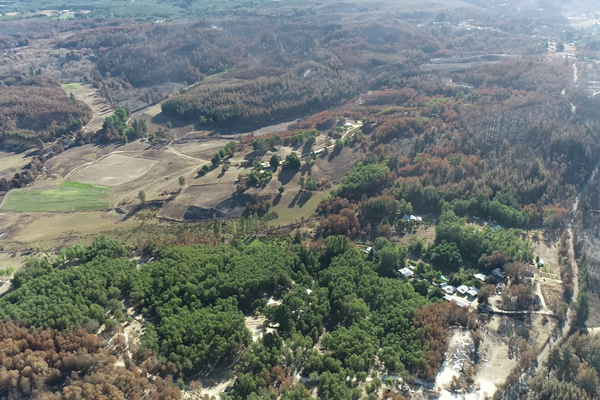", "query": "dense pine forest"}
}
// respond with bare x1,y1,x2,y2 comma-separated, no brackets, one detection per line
0,235,479,399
